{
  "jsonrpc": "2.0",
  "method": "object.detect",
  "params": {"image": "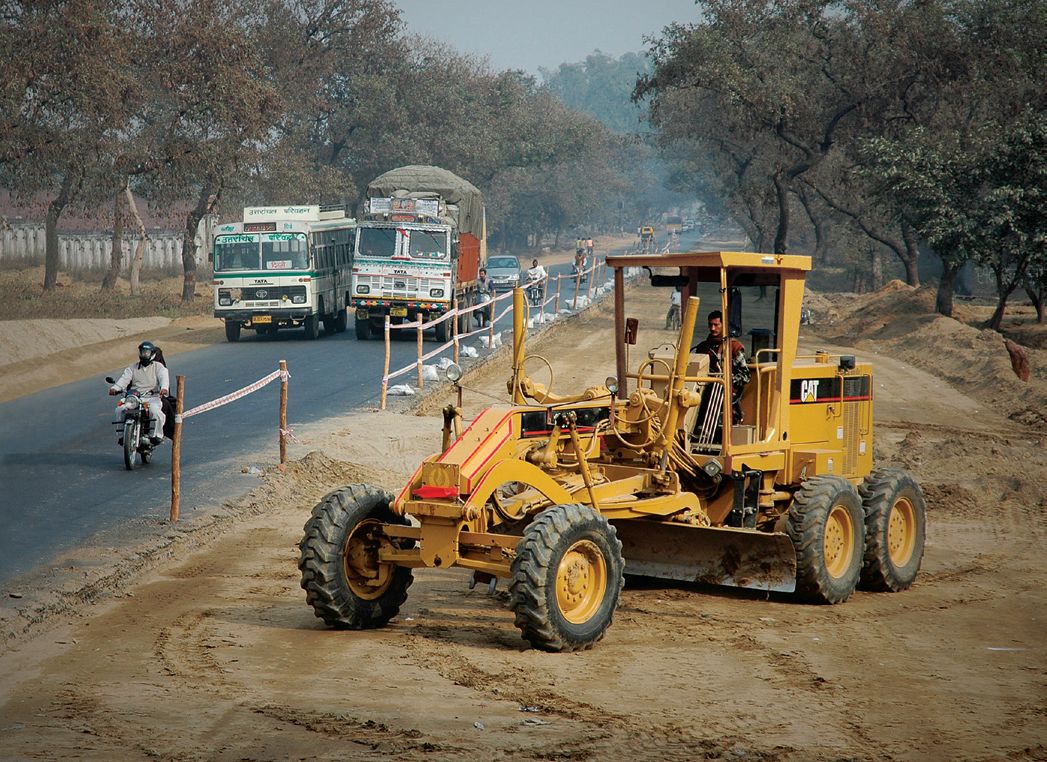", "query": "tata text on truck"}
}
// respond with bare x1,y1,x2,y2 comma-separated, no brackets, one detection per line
352,165,486,342
213,205,355,342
